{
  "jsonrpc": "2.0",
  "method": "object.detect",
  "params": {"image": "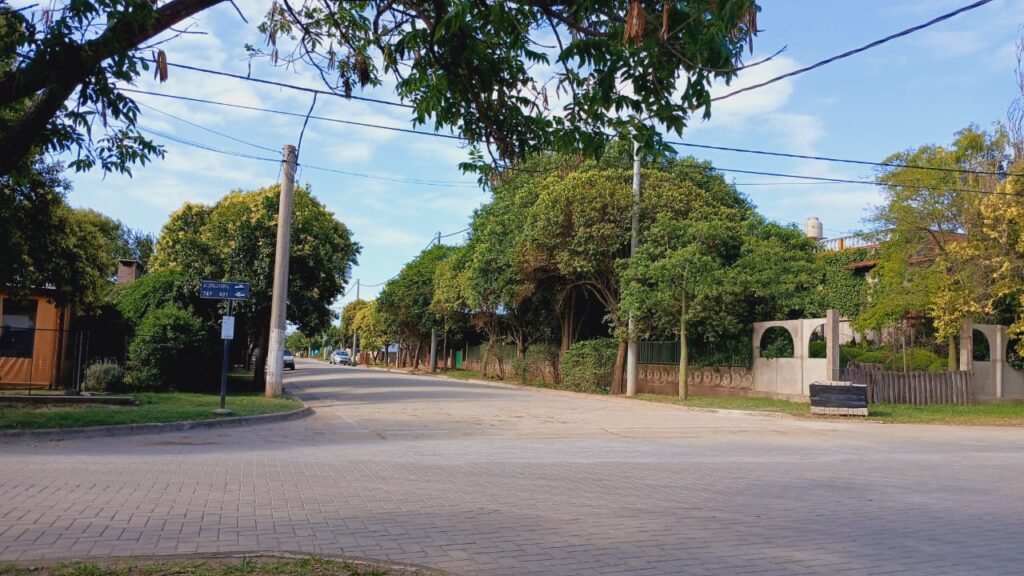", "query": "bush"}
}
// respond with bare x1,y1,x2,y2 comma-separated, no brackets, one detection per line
126,304,214,391
842,344,947,372
83,359,124,392
808,340,827,359
560,338,618,393
509,343,562,385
